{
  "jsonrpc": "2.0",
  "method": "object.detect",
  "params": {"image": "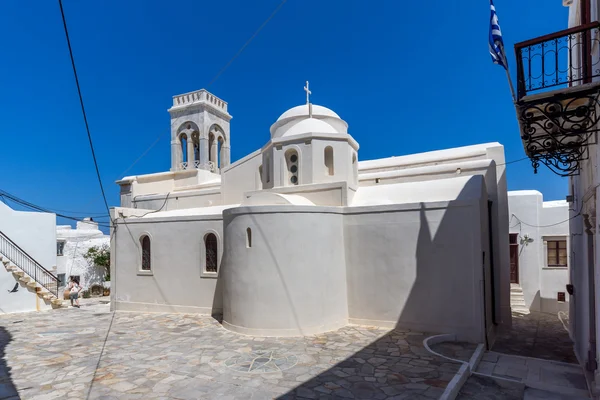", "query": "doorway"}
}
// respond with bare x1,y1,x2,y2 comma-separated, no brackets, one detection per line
509,233,519,284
